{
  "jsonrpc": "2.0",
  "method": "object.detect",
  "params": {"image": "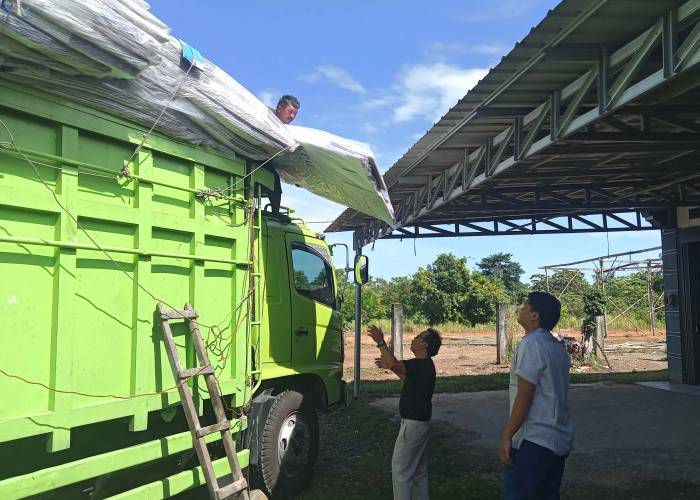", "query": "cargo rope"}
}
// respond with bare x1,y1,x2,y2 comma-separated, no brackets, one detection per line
0,116,263,400
0,364,212,400
122,62,195,178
